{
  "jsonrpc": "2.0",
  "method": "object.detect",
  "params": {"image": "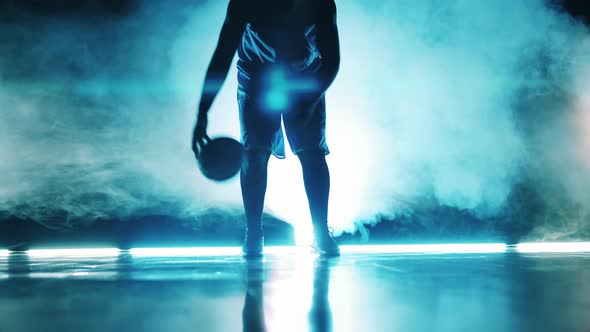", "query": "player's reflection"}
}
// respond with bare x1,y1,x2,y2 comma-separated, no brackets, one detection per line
309,257,335,332
241,256,336,332
242,258,267,332
116,250,134,279
7,251,31,278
